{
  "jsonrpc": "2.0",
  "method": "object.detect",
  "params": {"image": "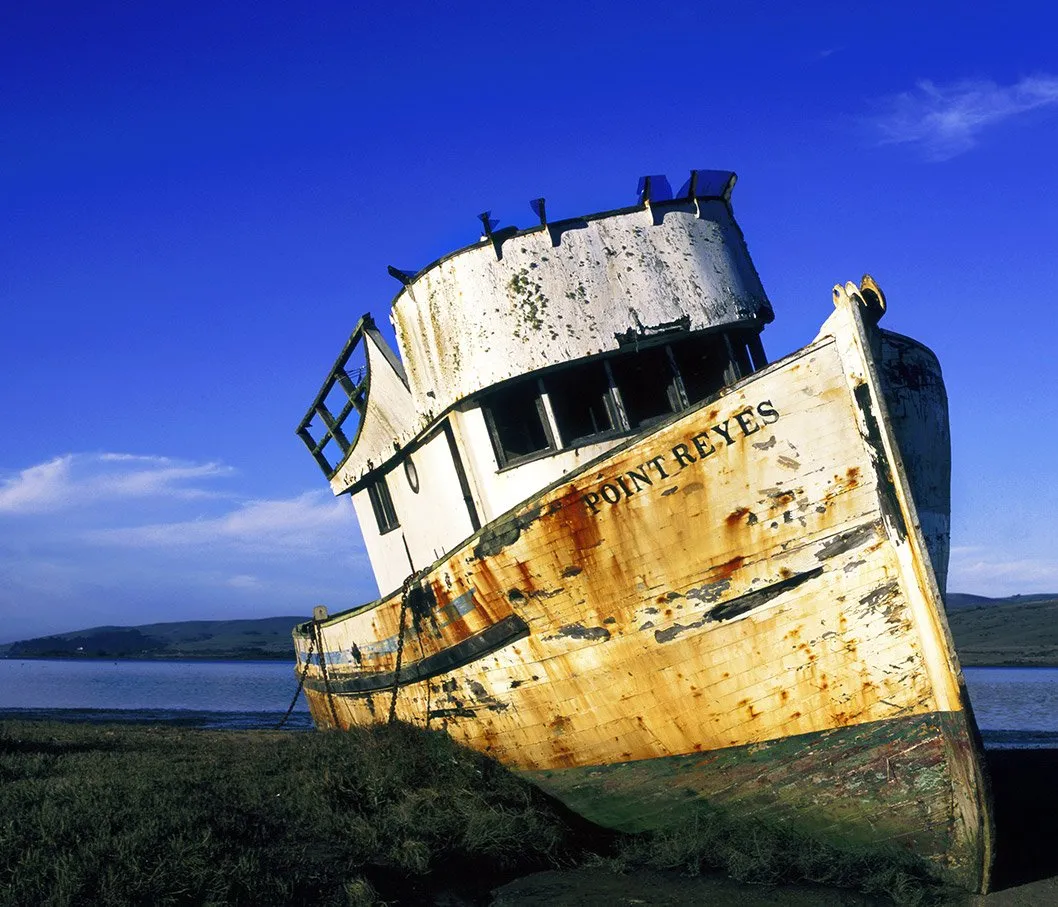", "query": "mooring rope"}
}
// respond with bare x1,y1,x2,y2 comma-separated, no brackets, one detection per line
283,575,425,730
387,576,415,724
314,618,341,728
414,619,433,729
275,630,316,730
